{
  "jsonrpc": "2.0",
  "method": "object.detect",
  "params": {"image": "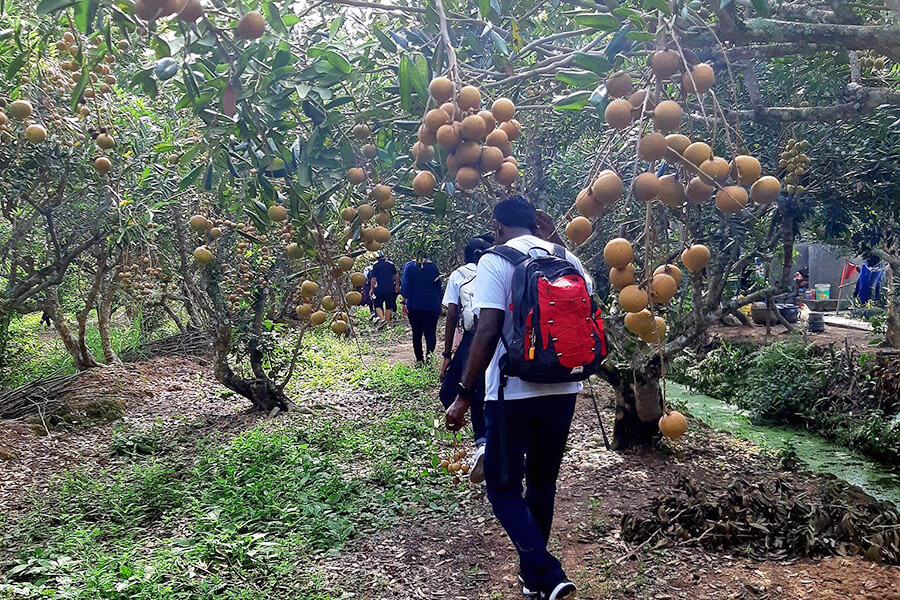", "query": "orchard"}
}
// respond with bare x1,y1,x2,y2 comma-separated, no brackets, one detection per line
2,0,900,597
